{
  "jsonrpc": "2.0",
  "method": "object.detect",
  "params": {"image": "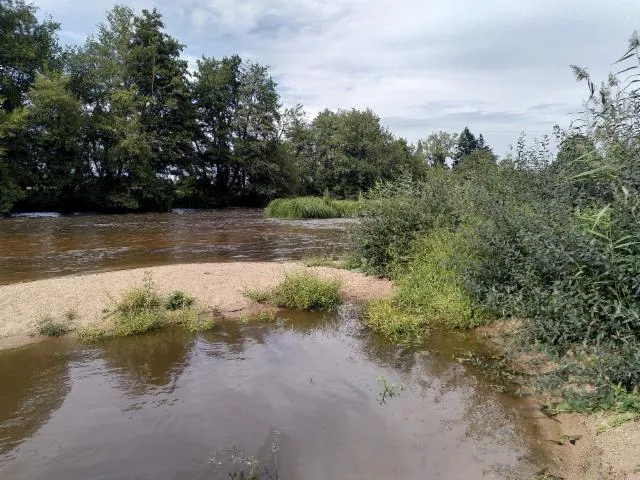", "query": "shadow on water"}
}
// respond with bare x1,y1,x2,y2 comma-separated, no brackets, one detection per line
0,306,546,480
